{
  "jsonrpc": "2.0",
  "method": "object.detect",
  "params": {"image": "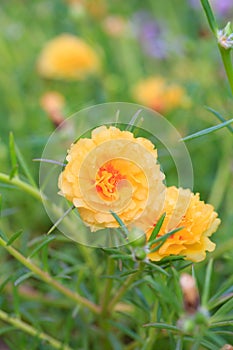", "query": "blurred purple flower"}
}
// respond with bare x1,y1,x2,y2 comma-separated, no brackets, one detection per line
189,0,233,18
131,11,183,59
213,0,233,17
